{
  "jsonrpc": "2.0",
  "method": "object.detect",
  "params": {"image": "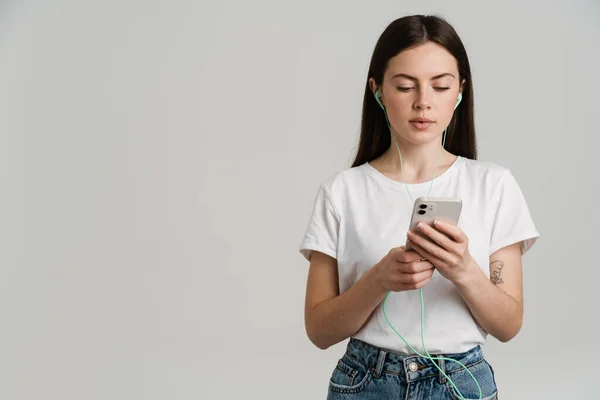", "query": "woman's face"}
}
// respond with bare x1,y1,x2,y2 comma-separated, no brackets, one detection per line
372,41,465,144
